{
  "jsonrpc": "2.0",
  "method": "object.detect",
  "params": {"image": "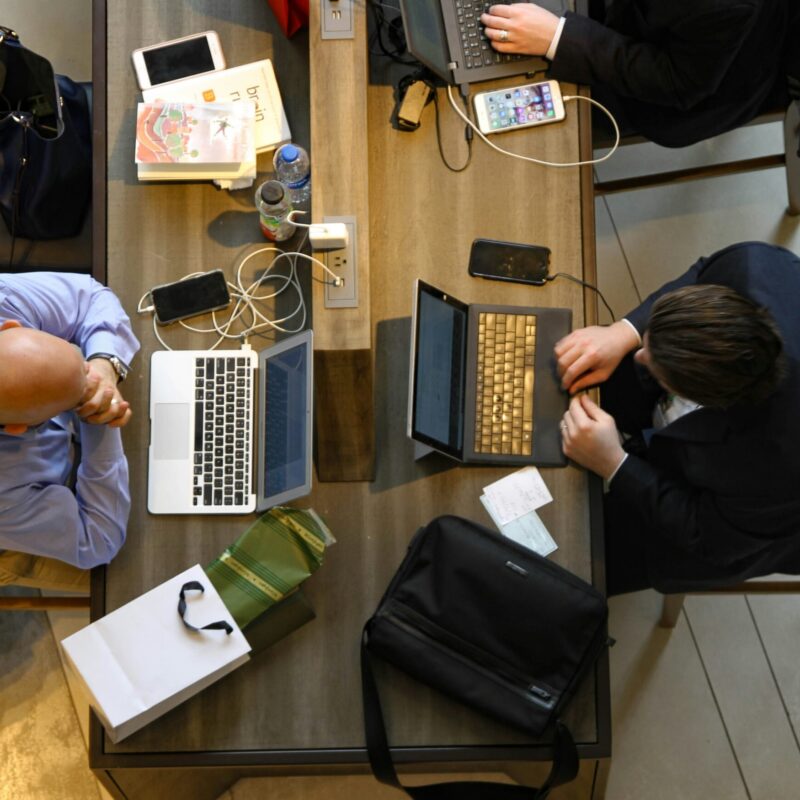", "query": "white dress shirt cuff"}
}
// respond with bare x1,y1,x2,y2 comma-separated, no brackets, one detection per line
621,317,642,346
545,16,567,61
603,453,629,493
